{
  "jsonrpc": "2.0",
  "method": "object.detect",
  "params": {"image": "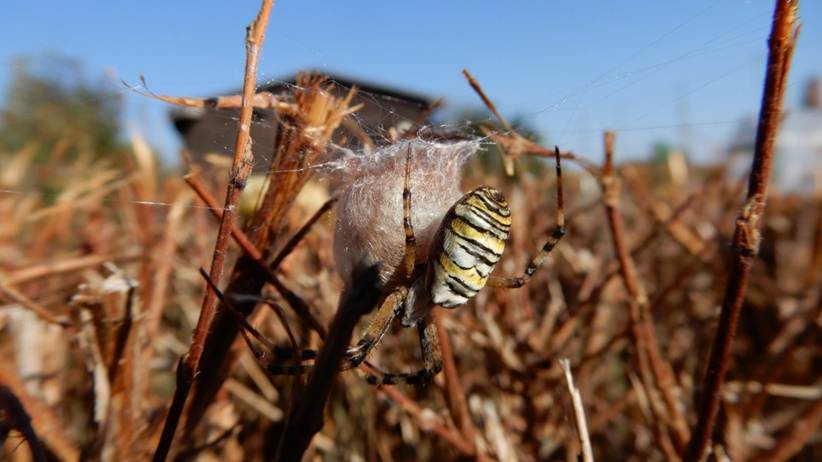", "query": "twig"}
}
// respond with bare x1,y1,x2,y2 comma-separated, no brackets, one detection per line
269,195,338,270
184,172,327,336
276,265,383,462
723,381,822,401
560,359,593,462
462,68,600,177
364,366,476,456
756,400,822,462
142,192,190,369
2,252,140,285
461,69,514,132
433,310,478,454
224,379,284,422
0,364,80,461
0,386,46,462
152,1,276,460
188,0,274,391
541,190,707,358
601,131,690,452
684,1,800,460
184,75,357,427
0,281,70,327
